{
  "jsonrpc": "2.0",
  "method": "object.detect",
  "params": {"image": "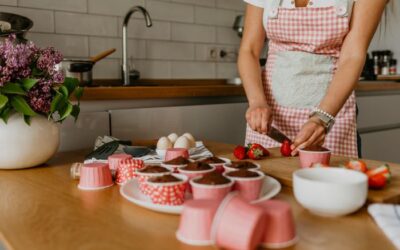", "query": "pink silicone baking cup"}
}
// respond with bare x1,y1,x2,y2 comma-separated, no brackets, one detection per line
115,158,144,185
136,167,172,195
207,157,231,174
165,148,189,161
211,193,266,250
176,199,220,246
299,149,331,168
108,154,132,171
190,176,234,201
256,199,297,248
224,170,265,201
223,162,261,172
78,163,113,190
178,166,216,193
145,174,188,206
